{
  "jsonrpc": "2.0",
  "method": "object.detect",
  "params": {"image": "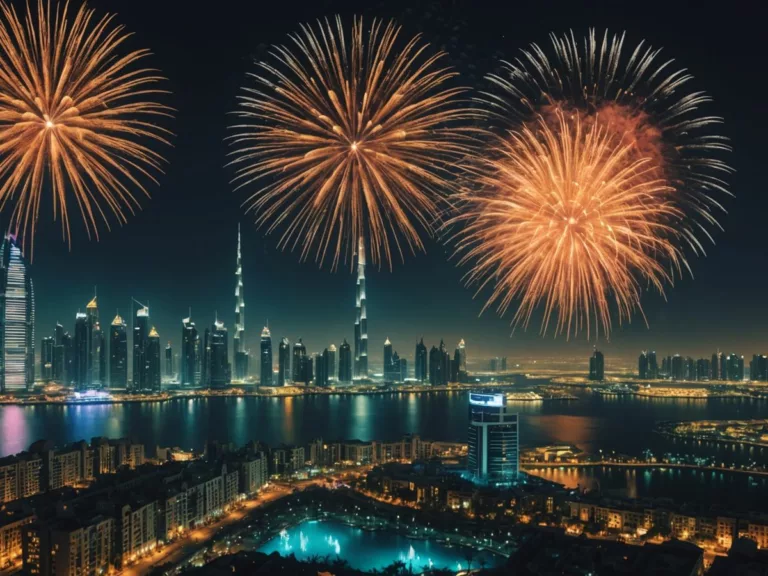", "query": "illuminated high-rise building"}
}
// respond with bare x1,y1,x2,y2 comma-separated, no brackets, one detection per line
648,351,658,379
52,323,66,383
209,319,231,389
148,327,161,391
467,392,519,483
638,351,649,379
354,237,368,378
383,338,396,382
338,339,352,383
719,352,726,382
429,340,450,386
61,331,73,385
414,338,427,382
292,338,307,384
51,322,66,384
0,235,35,392
315,349,330,387
85,295,103,387
278,337,290,386
41,336,54,381
165,342,173,379
132,305,150,391
73,312,88,390
751,354,768,382
327,344,337,383
233,225,249,381
588,348,604,381
181,315,199,386
726,353,744,381
93,321,105,388
260,326,273,386
457,339,467,372
711,352,720,380
109,314,127,388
